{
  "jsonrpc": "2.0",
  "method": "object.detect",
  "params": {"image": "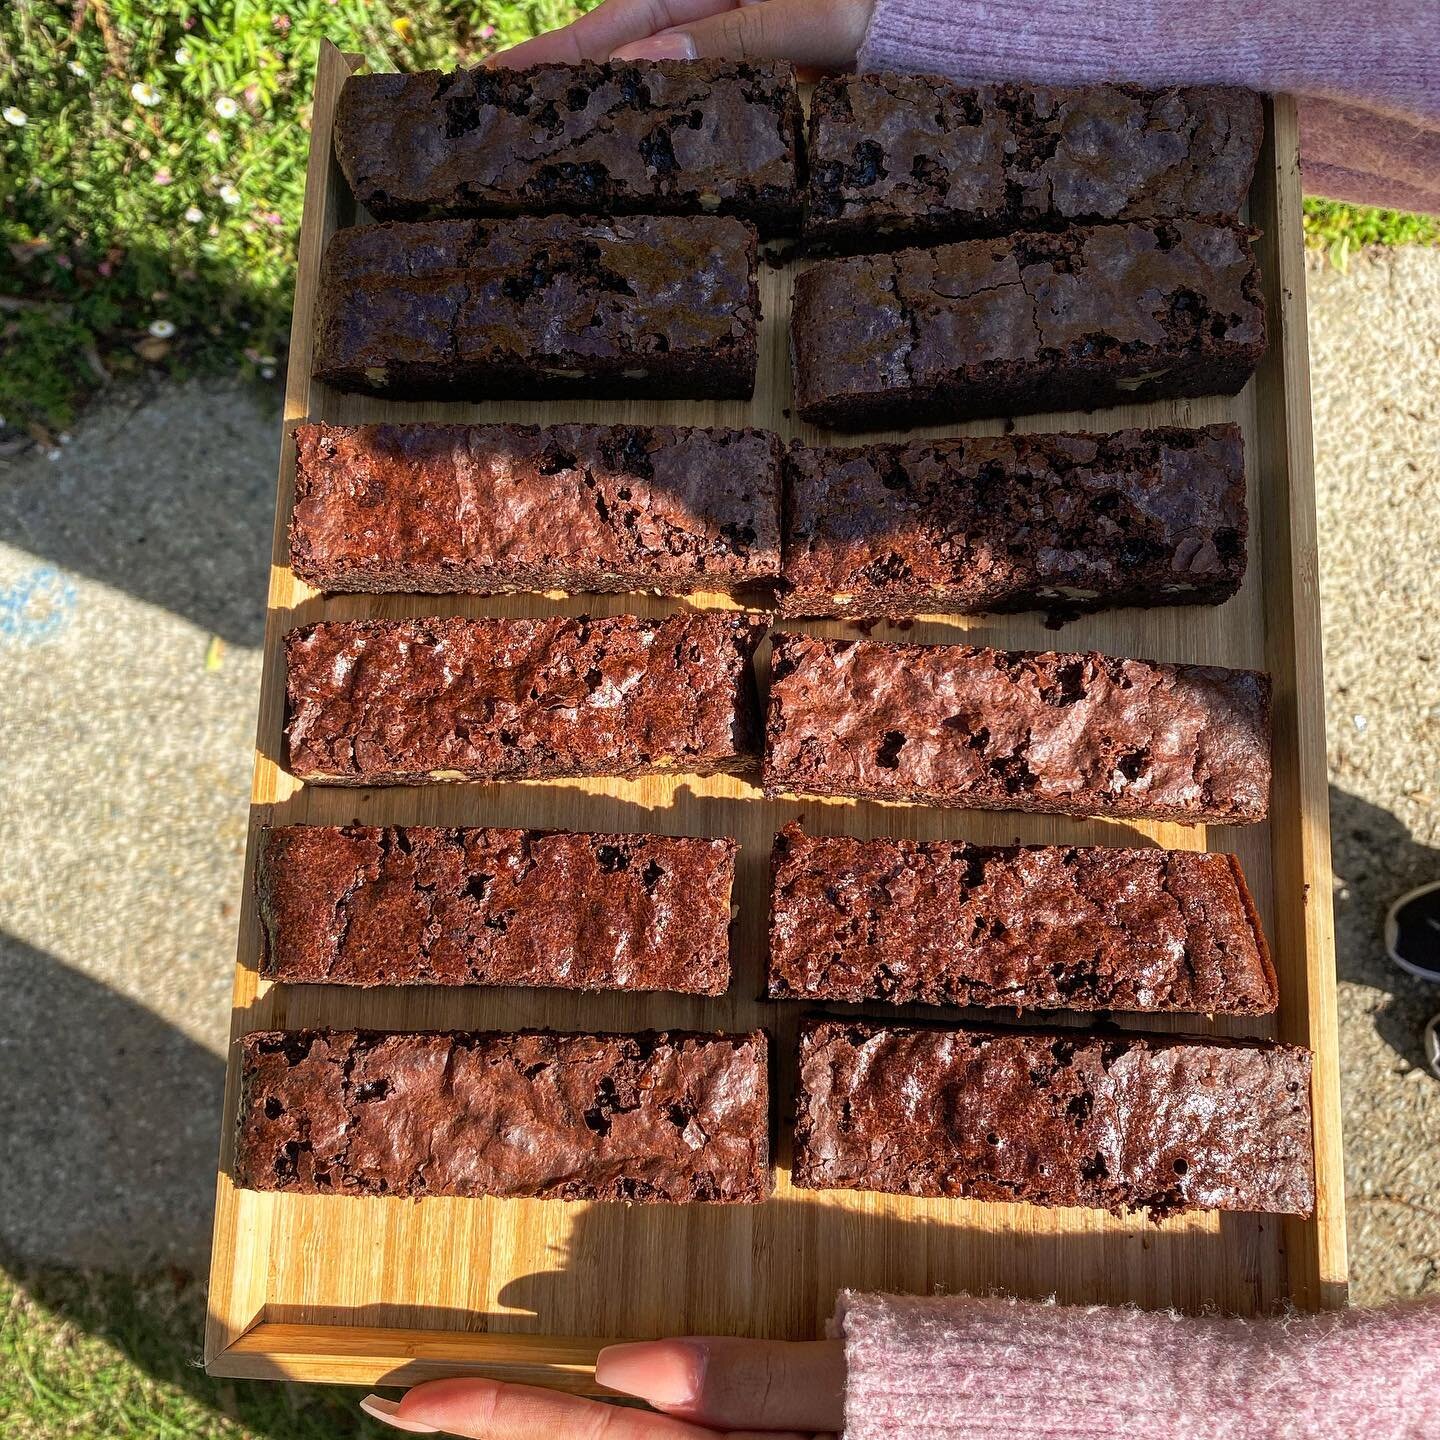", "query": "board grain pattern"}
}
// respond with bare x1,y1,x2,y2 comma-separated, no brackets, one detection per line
204,43,1347,1387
